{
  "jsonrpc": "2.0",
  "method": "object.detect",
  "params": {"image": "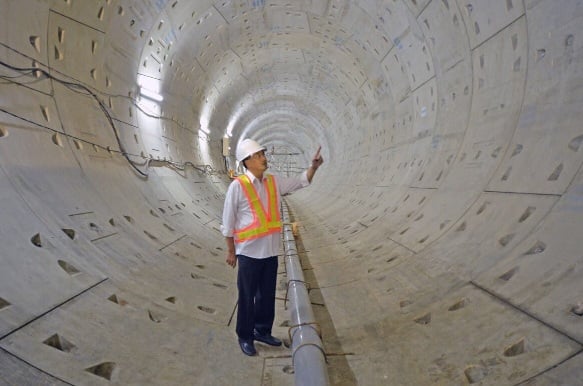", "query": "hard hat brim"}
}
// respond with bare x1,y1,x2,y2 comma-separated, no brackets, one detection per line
236,139,266,162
